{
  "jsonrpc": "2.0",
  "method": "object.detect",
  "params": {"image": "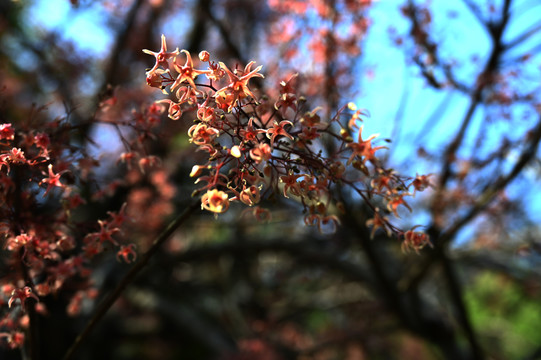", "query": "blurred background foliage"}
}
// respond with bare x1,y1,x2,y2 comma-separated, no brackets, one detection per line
1,0,541,359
